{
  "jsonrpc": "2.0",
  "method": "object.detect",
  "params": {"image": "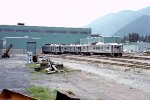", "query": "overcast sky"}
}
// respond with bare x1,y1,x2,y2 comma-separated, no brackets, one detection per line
0,0,150,27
